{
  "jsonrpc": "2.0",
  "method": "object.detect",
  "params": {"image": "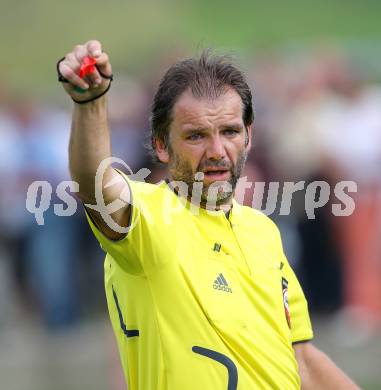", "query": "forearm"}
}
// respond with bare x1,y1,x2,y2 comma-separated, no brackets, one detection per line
295,343,360,390
69,95,112,202
61,40,133,236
